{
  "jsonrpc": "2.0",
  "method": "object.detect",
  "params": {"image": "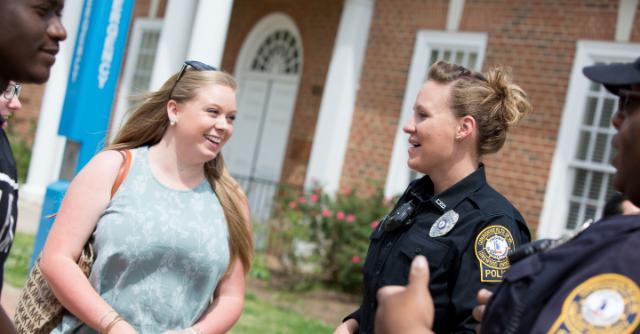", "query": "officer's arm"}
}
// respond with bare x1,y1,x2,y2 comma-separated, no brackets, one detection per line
451,216,529,333
335,308,361,333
